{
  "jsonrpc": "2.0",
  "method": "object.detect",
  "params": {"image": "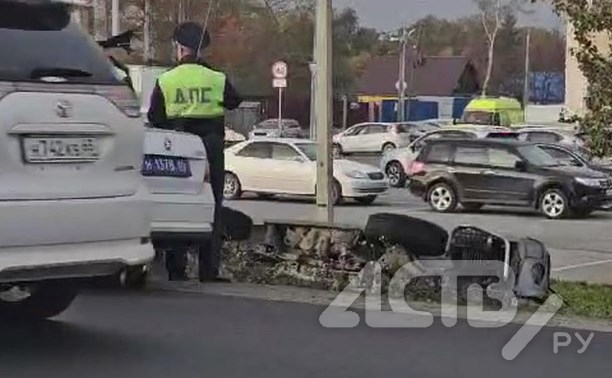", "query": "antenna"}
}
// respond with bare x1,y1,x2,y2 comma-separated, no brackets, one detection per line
196,0,216,57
